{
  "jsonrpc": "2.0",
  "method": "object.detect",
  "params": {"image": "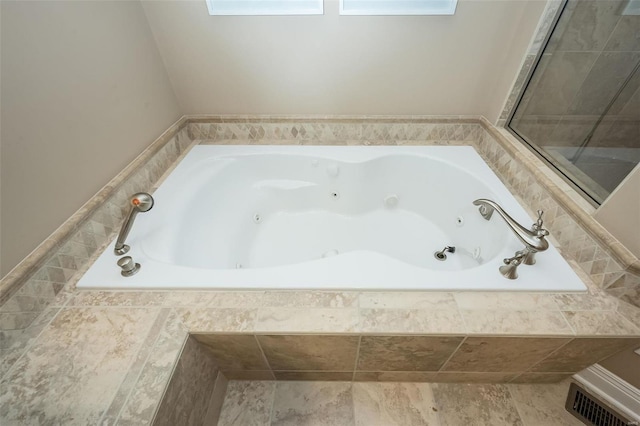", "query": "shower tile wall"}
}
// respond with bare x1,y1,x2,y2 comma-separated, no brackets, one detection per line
514,1,640,143
509,0,640,196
